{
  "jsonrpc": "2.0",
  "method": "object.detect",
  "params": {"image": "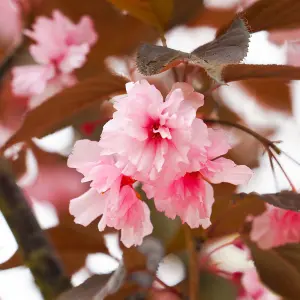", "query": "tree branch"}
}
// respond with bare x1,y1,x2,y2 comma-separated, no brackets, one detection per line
0,163,71,299
184,224,198,300
203,118,298,191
